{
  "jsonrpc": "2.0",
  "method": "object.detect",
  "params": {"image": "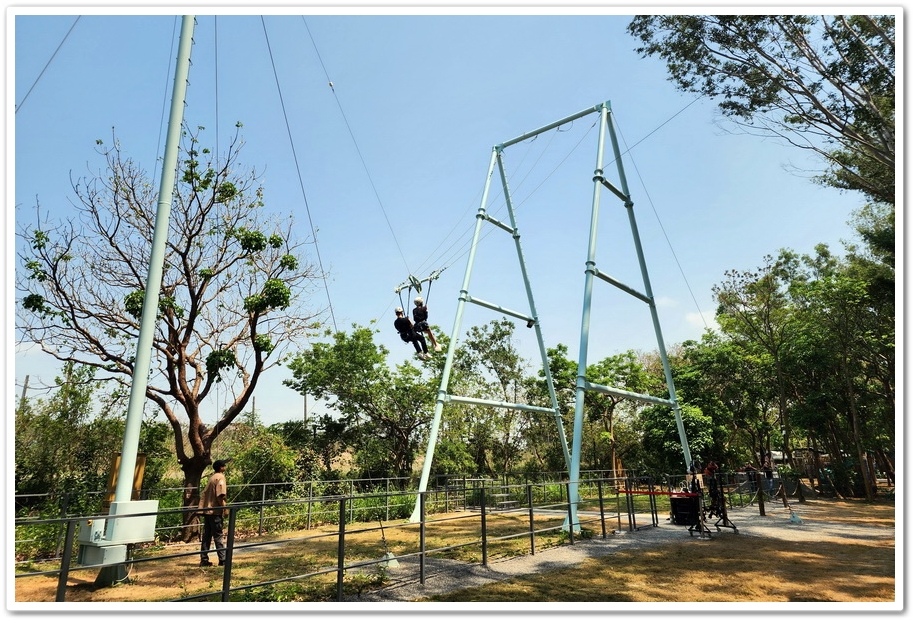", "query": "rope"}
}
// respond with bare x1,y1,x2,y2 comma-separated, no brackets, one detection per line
260,17,338,332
